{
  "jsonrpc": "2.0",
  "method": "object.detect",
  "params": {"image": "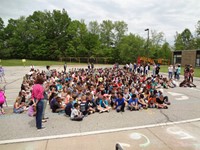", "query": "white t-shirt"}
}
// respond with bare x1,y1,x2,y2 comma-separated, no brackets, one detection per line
168,66,173,72
70,108,79,119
